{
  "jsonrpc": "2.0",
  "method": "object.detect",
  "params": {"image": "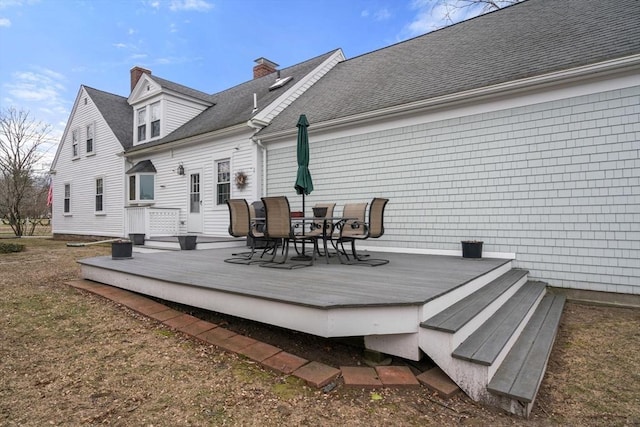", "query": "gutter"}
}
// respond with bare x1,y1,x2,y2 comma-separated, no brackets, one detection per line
247,119,268,198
